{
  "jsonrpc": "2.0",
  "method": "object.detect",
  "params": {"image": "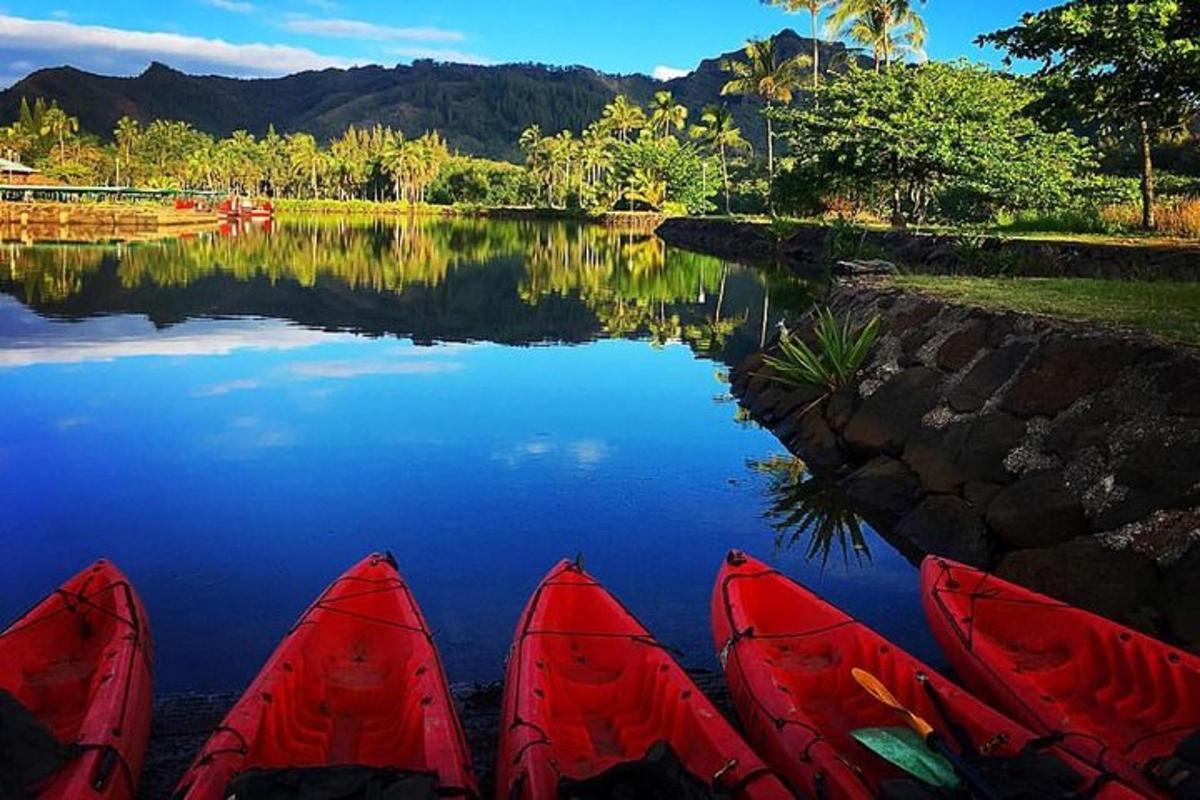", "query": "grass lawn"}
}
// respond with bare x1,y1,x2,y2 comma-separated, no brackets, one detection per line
893,276,1200,346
